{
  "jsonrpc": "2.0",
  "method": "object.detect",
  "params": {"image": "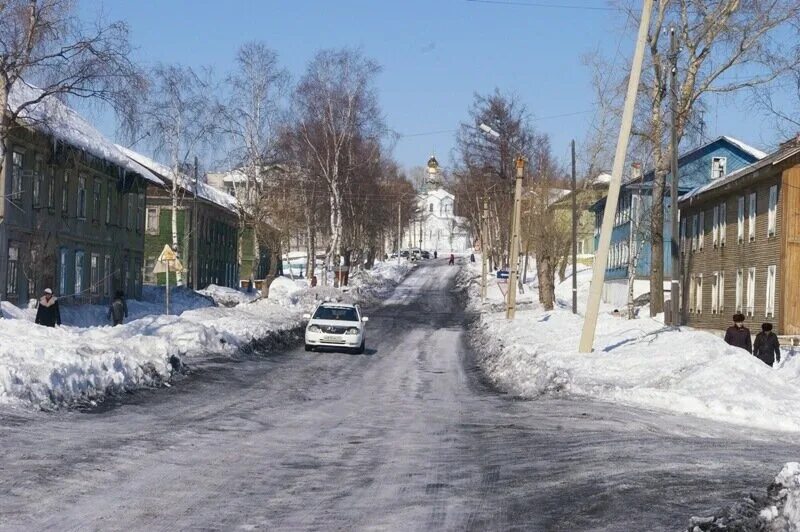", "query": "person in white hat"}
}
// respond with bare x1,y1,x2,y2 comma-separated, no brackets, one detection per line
35,288,61,327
